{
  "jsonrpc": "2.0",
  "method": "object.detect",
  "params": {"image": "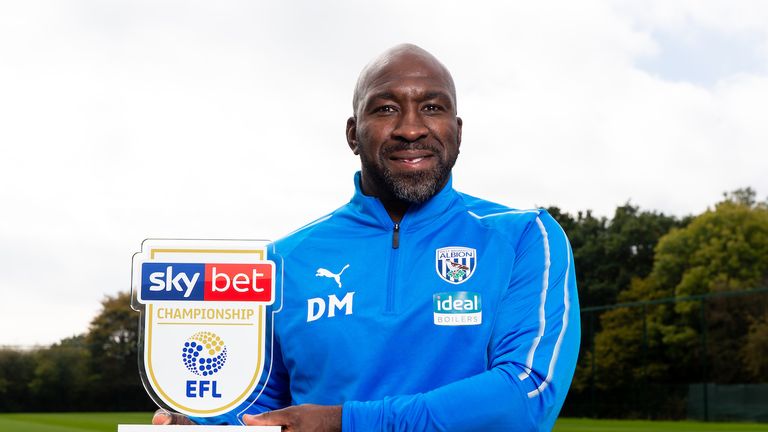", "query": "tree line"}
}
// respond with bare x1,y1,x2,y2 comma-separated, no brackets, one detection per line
558,188,768,418
0,293,153,412
1,188,765,415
